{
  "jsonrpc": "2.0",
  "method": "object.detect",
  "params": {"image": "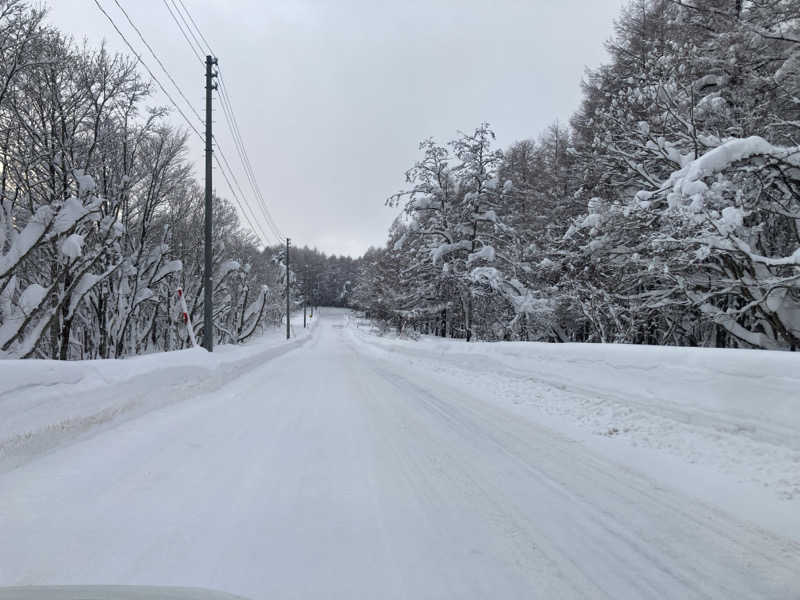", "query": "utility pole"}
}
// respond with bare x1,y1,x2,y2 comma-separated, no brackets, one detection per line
303,263,308,329
286,237,291,340
203,55,218,352
303,266,308,328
